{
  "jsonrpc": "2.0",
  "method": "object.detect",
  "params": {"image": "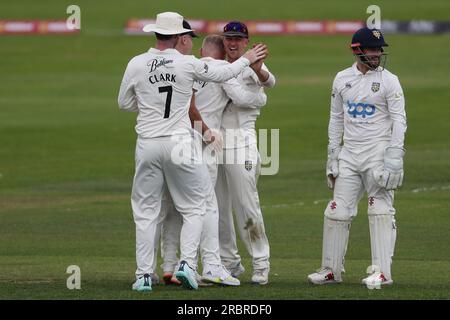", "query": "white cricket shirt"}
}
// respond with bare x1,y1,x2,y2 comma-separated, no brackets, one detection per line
193,57,267,130
221,63,276,149
118,48,250,138
328,63,407,153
